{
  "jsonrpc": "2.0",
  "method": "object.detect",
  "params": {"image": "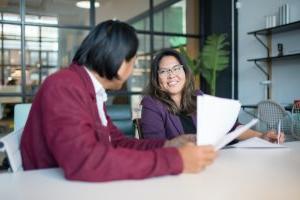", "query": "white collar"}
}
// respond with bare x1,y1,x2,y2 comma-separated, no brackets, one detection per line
84,67,107,102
